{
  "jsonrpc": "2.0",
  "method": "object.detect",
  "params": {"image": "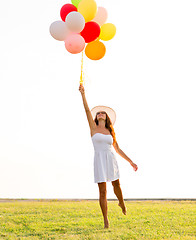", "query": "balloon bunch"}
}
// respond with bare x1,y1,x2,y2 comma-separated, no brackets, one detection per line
49,0,116,60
